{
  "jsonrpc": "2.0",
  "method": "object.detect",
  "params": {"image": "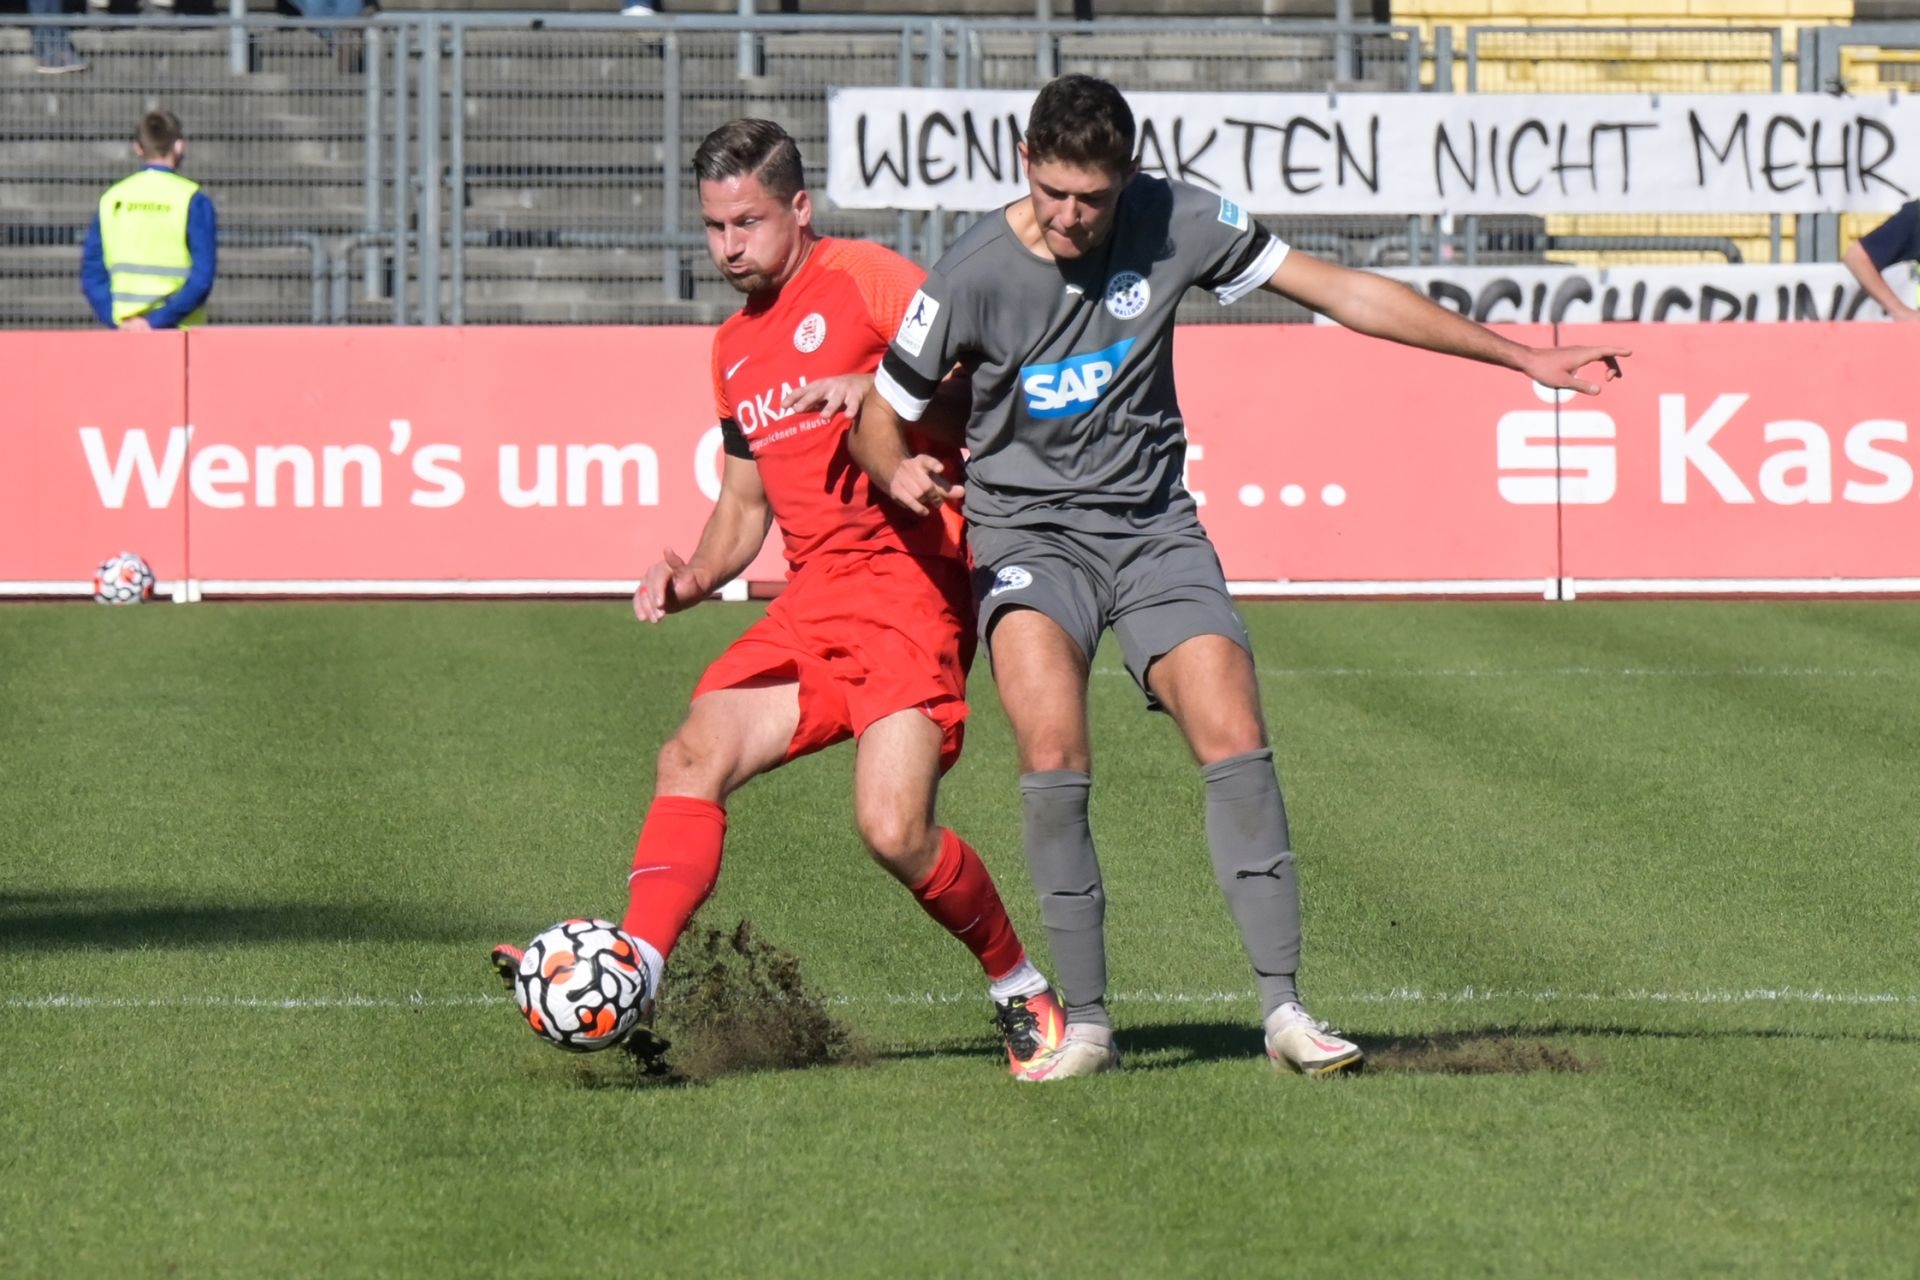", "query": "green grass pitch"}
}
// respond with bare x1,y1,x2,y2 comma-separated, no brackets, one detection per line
3,599,1917,1277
